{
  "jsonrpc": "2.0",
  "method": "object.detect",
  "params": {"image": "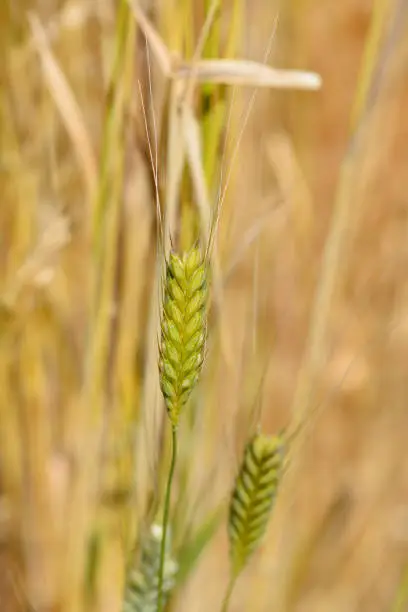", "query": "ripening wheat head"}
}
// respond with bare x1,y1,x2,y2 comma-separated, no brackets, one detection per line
159,245,208,427
228,433,285,577
123,522,178,612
